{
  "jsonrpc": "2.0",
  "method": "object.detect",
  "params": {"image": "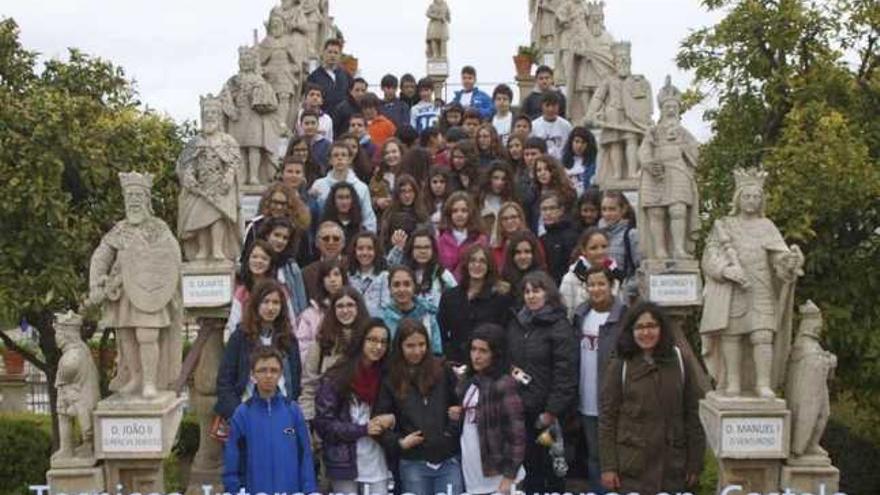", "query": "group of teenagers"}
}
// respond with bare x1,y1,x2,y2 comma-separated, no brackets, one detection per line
217,38,706,495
